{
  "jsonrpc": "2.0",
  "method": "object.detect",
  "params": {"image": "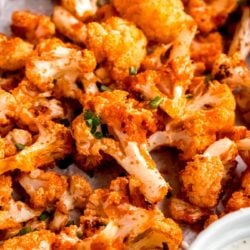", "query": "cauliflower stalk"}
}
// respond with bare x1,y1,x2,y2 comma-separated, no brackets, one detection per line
0,117,72,175
73,90,169,203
